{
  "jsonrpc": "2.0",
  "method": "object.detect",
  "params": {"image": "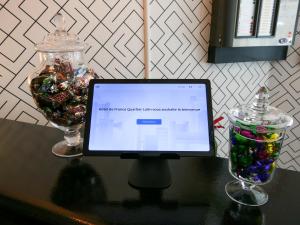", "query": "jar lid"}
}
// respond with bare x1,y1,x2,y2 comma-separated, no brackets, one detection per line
36,13,88,52
228,87,293,130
